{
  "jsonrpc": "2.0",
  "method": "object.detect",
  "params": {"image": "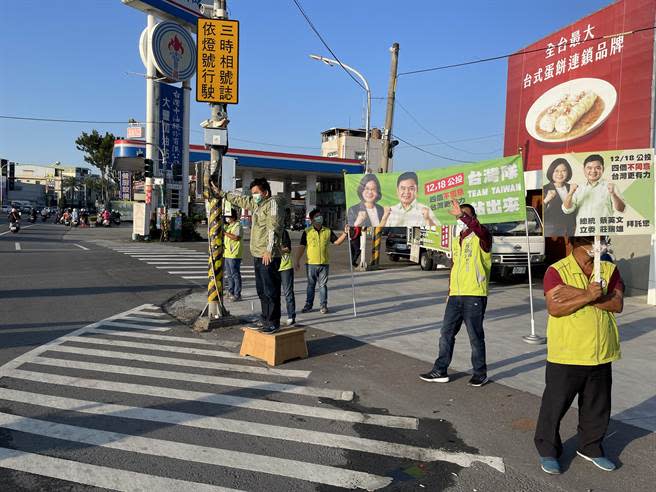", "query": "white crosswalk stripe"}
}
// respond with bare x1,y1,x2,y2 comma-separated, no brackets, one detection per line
91,240,256,288
0,305,505,490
